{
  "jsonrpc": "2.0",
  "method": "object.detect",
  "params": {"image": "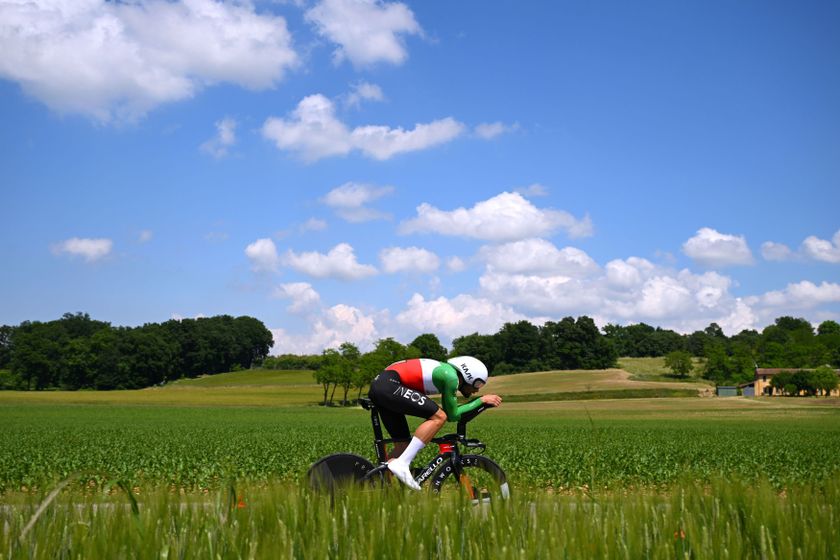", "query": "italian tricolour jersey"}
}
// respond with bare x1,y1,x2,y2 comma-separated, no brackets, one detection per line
385,358,443,395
